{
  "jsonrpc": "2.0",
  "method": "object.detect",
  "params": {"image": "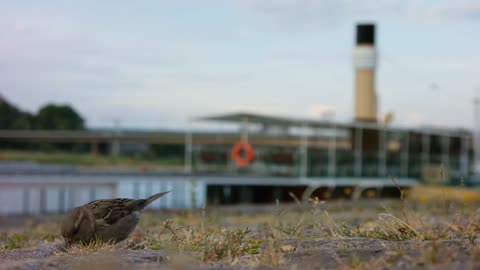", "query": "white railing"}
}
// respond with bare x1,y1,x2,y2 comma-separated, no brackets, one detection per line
0,176,205,215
